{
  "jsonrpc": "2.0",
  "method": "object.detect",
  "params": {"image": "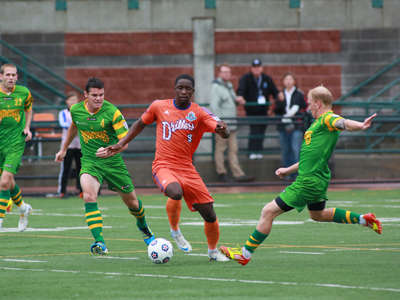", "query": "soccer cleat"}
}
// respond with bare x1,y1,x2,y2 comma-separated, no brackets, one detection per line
209,249,229,262
18,204,32,232
220,245,251,266
91,241,108,255
363,213,382,234
171,233,192,253
138,224,155,245
6,200,13,213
